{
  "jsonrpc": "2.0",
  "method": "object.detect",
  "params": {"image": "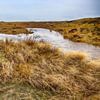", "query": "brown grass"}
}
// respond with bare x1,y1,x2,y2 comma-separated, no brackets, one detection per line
0,41,100,99
0,17,100,46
